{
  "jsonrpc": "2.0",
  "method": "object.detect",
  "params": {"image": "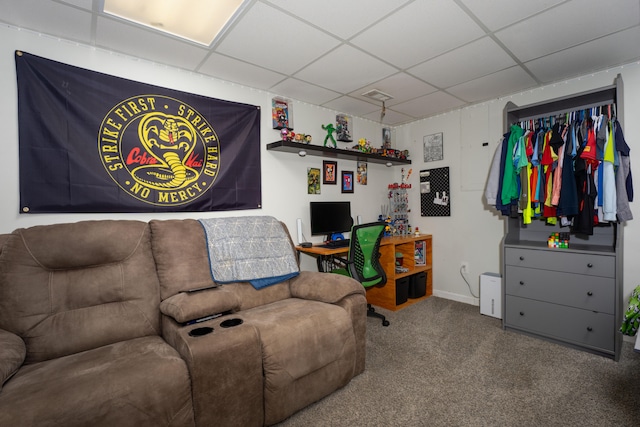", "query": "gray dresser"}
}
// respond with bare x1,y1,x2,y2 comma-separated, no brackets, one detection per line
503,220,621,360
